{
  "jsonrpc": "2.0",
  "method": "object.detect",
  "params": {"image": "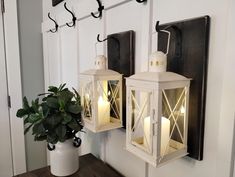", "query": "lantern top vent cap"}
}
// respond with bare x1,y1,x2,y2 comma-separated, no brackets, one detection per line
81,69,121,76
127,72,190,82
